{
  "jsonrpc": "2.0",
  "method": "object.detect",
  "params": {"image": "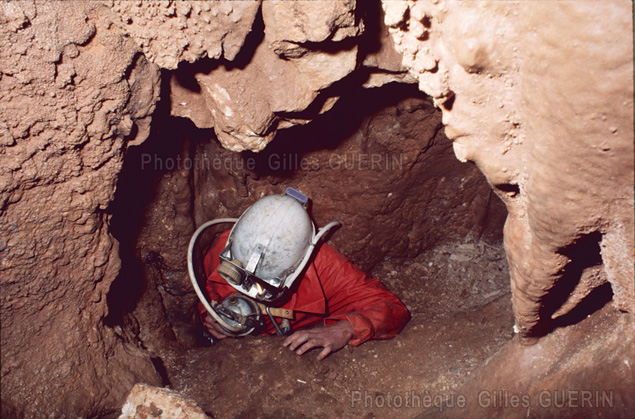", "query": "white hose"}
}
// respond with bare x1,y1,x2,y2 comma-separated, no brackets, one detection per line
283,221,341,288
188,218,340,332
187,218,243,333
